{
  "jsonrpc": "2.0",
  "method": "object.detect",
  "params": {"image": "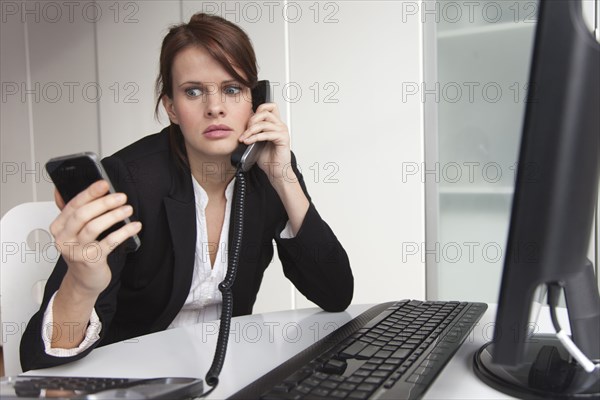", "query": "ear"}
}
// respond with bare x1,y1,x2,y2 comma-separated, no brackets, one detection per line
162,96,179,124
